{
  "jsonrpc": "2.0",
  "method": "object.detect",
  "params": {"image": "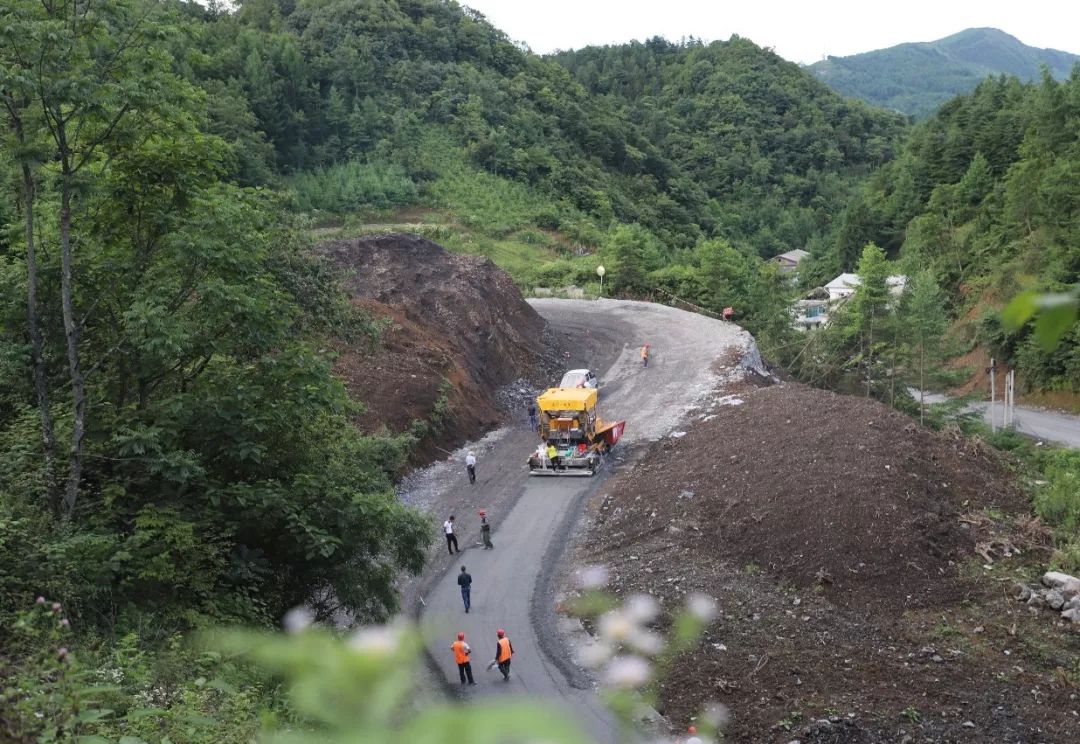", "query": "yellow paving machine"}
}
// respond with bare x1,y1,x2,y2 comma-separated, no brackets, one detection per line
526,387,625,476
